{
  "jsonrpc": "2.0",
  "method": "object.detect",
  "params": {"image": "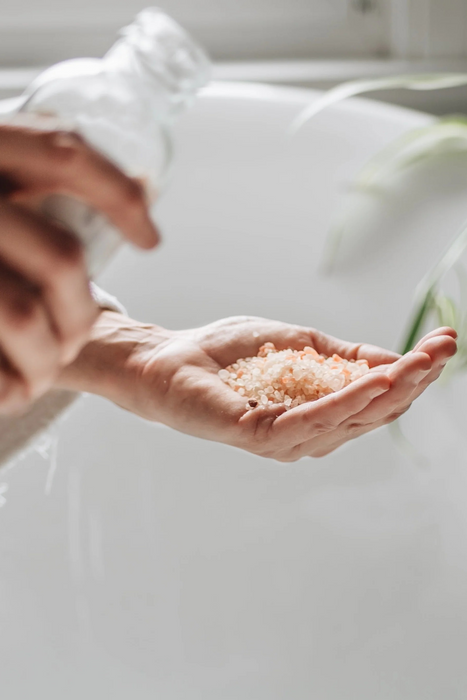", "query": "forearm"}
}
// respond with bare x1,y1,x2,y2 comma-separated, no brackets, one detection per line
55,310,173,408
